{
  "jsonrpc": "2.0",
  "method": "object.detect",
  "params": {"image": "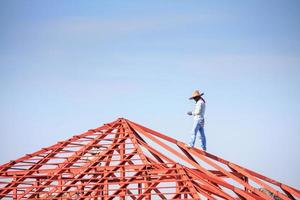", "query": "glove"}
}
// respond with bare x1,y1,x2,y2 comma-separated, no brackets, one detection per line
187,111,192,115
